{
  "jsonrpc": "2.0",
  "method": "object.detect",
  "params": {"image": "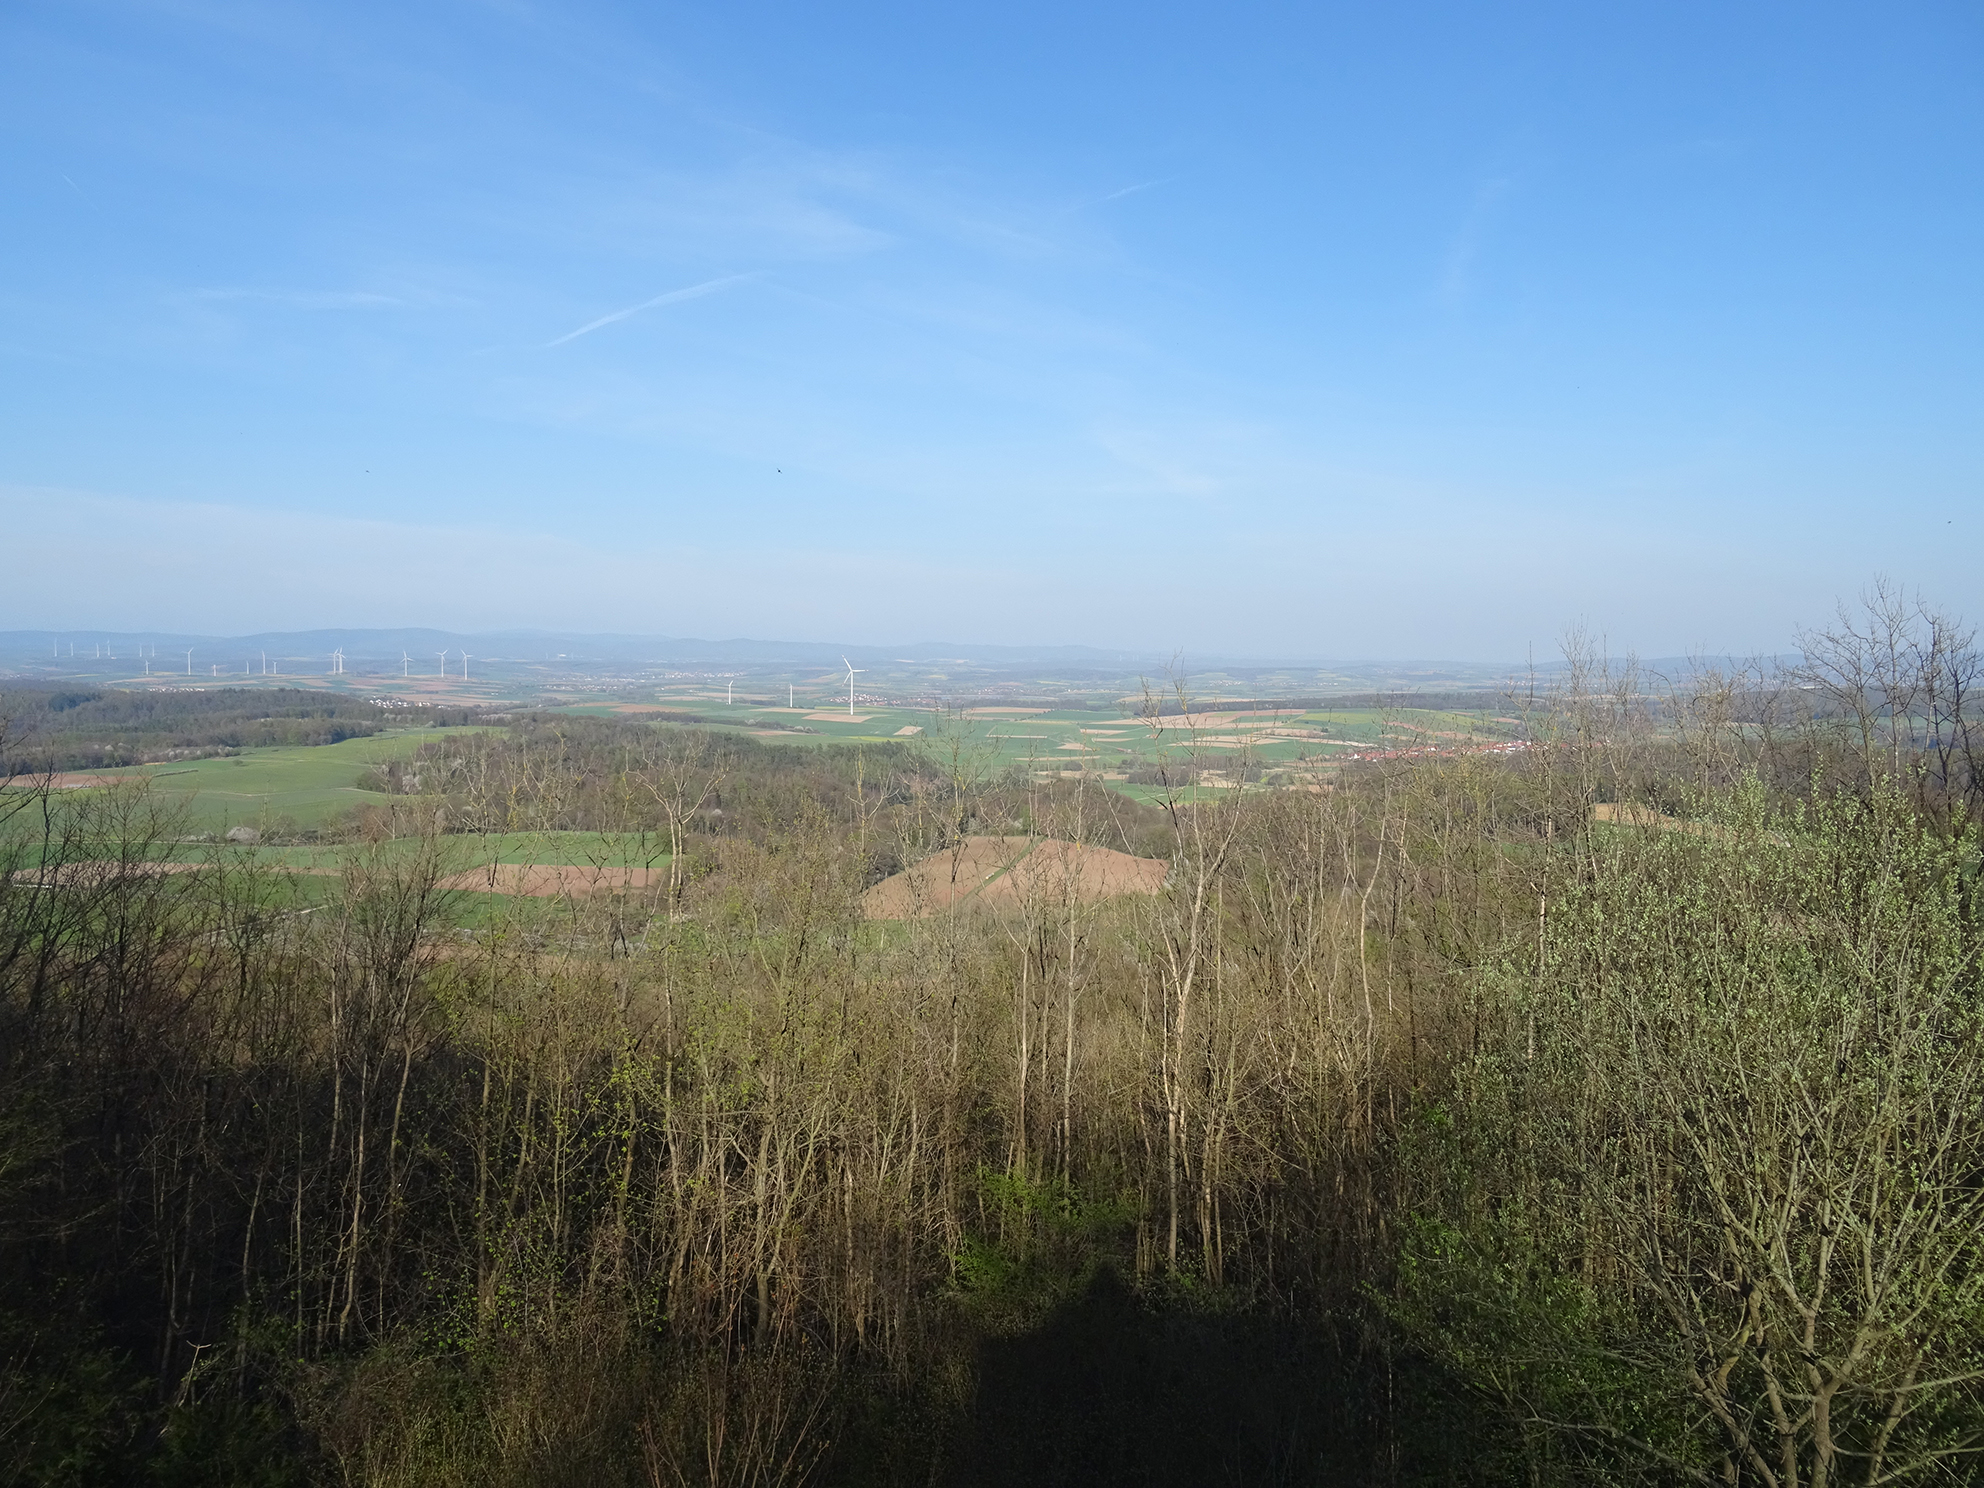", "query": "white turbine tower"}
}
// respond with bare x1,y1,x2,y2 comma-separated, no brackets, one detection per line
726,681,733,705
462,653,470,680
438,650,447,678
842,657,864,716
401,650,410,677
184,648,193,675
